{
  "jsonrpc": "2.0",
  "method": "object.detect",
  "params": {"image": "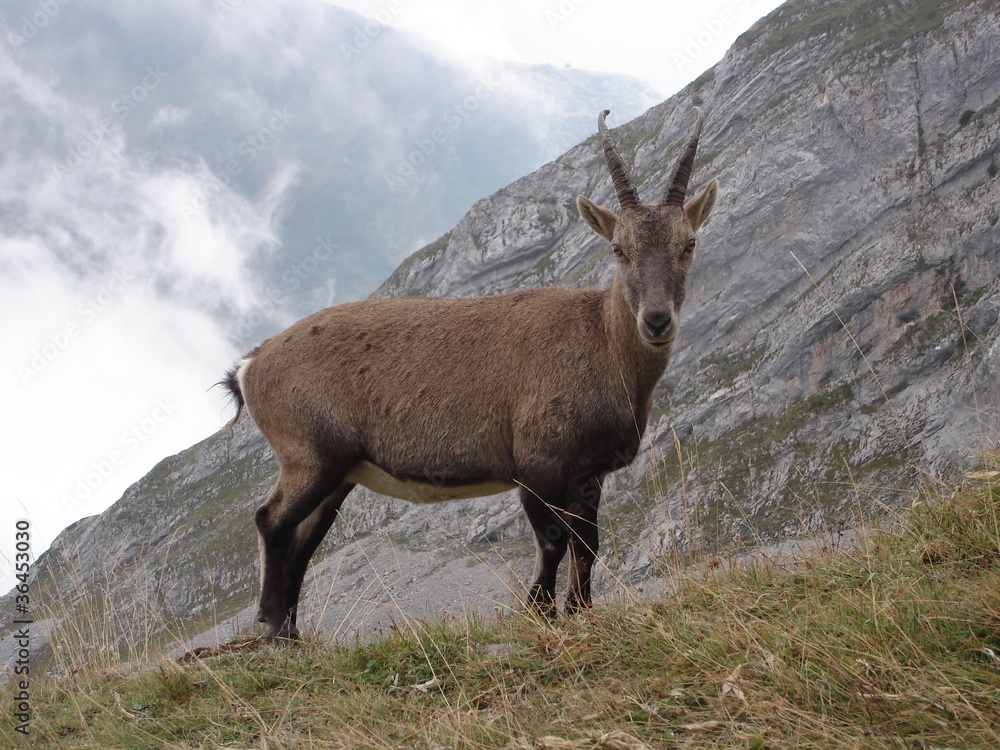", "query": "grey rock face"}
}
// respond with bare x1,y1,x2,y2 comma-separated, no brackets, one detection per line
5,0,999,668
